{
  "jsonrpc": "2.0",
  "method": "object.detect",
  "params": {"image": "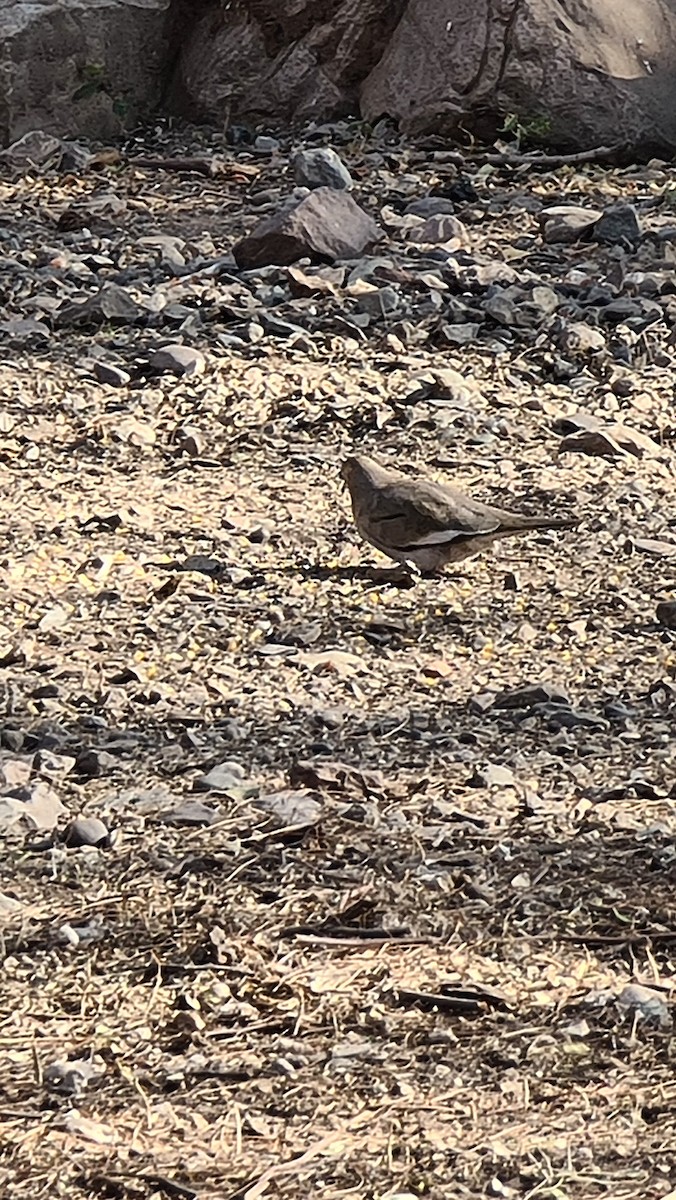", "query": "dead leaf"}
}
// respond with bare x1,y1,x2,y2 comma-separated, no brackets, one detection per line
64,1112,116,1144
293,650,366,678
38,604,73,633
